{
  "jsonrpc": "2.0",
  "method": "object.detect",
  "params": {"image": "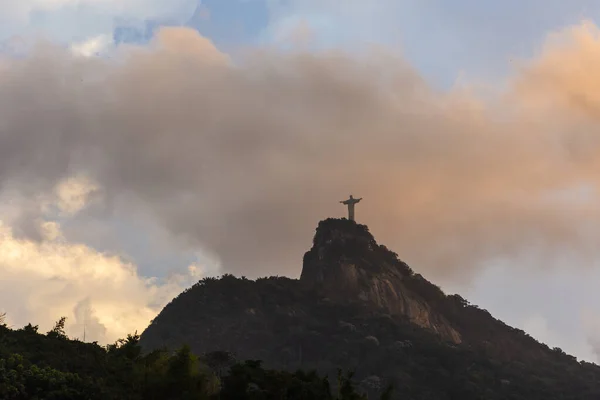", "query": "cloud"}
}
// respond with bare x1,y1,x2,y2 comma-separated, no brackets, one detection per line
0,218,202,343
454,262,600,362
263,0,403,50
70,34,113,57
522,313,593,361
582,309,600,360
3,22,600,292
0,0,197,45
53,175,100,215
268,17,314,49
0,171,212,343
263,1,600,87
